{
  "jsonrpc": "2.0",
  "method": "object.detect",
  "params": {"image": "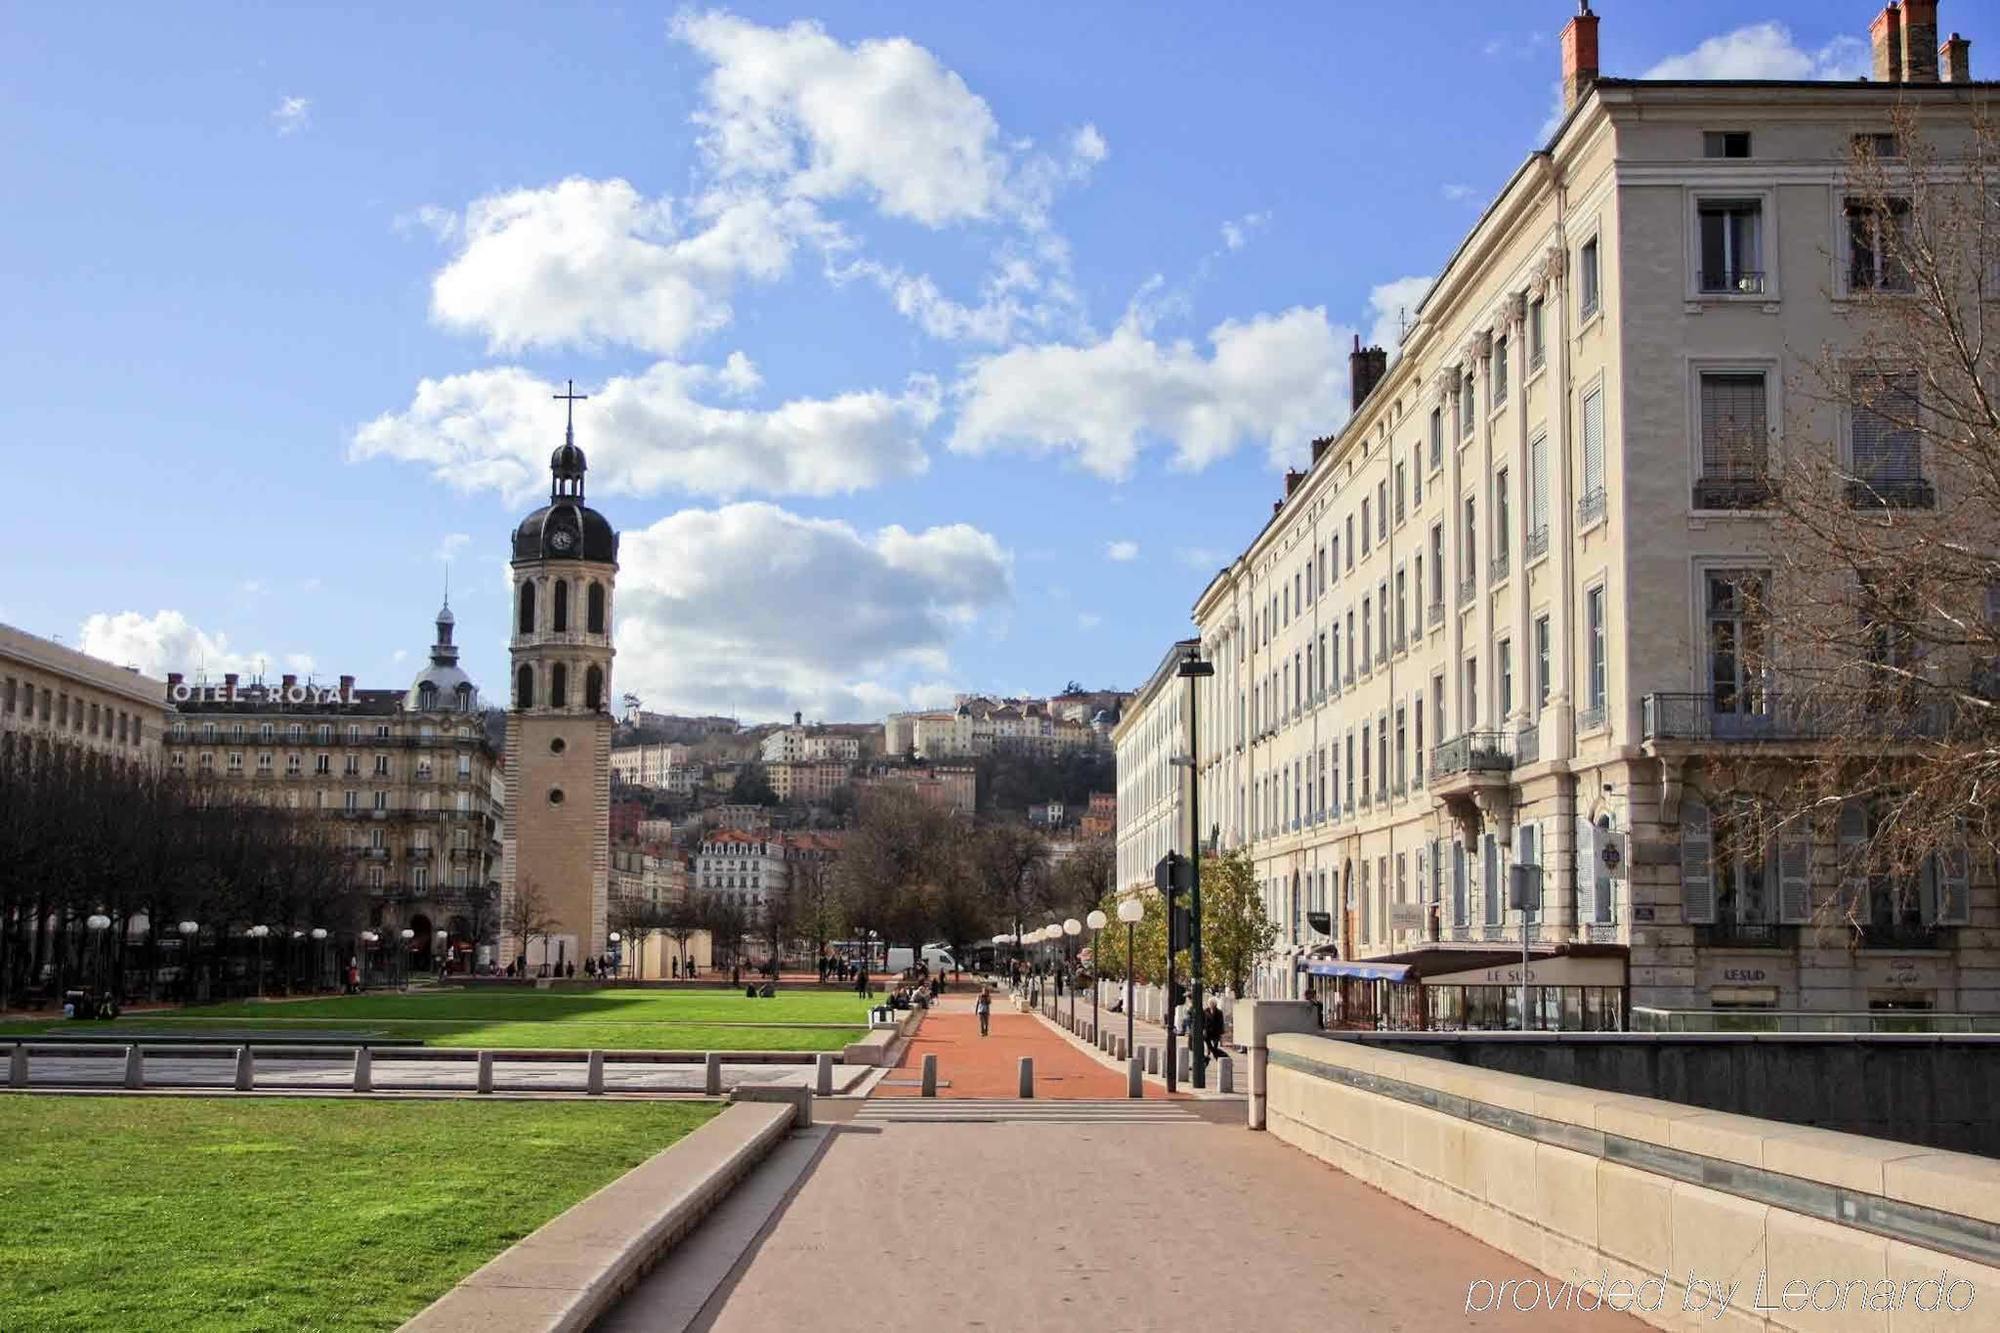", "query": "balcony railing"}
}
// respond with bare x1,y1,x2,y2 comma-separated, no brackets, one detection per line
1577,704,1607,733
1429,730,1514,780
1696,920,1785,949
1525,527,1549,561
1489,552,1510,583
1641,692,1958,743
1700,268,1766,294
1513,721,1540,766
1584,921,1620,943
1858,921,1945,950
1456,576,1477,609
1427,600,1444,628
1577,487,1607,528
1846,478,1936,509
1694,476,1773,510
1480,923,1508,942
